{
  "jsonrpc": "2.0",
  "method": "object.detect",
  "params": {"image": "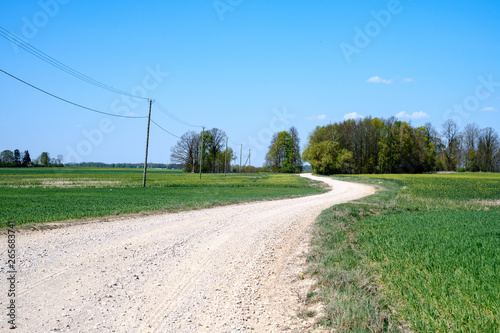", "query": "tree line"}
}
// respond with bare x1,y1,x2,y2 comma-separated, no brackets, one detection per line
65,162,181,169
171,126,305,174
0,149,64,167
302,117,500,175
